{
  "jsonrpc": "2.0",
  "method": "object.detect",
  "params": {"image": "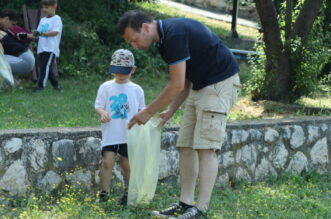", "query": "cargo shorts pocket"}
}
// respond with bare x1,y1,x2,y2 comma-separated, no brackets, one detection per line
200,110,227,142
